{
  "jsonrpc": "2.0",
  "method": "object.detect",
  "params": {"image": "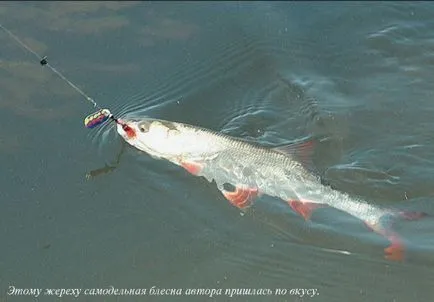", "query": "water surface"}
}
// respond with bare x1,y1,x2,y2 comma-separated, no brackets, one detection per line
1,2,434,301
